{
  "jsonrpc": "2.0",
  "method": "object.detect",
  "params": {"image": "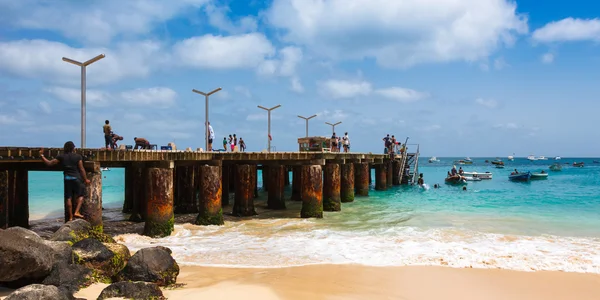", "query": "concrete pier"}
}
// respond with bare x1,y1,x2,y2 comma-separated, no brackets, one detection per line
375,163,387,191
261,166,269,191
233,165,257,217
340,163,355,203
291,166,302,201
392,161,401,186
129,163,146,222
82,162,102,230
323,163,341,211
123,166,134,213
221,165,230,207
300,165,323,218
175,166,198,214
267,165,286,210
143,162,174,237
195,165,224,225
386,161,393,188
355,162,370,196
